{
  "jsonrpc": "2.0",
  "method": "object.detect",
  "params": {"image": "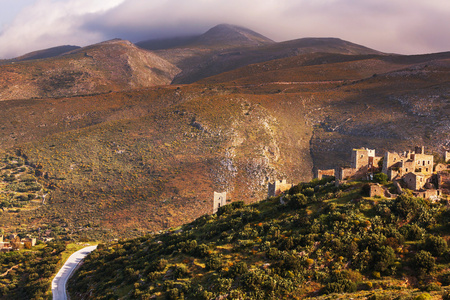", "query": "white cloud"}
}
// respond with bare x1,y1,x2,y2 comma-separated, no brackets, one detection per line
84,0,450,54
0,0,449,58
0,0,125,58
